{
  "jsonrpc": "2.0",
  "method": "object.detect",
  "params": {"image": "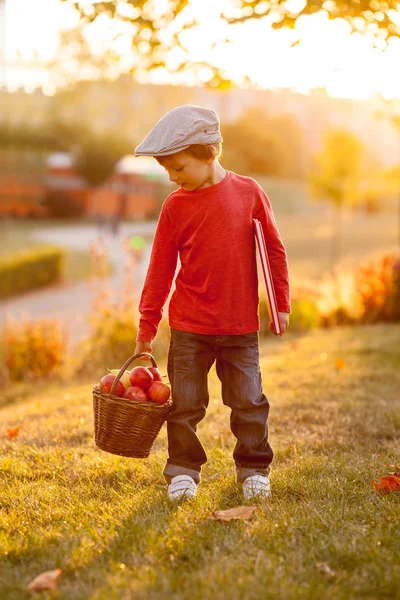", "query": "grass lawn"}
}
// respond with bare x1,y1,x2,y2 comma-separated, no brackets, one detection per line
1,324,399,599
